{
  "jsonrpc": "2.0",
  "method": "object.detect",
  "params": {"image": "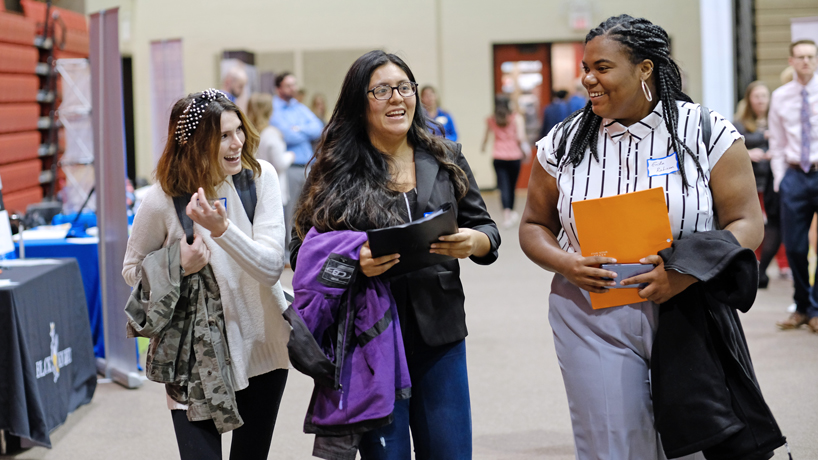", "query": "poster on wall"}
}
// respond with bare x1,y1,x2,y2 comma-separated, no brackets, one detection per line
150,39,185,168
791,17,818,43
